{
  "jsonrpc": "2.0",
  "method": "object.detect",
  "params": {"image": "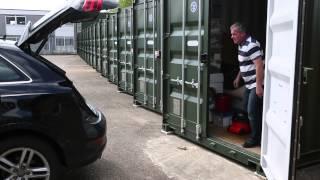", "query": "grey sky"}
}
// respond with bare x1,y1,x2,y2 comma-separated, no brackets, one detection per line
1,0,119,11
